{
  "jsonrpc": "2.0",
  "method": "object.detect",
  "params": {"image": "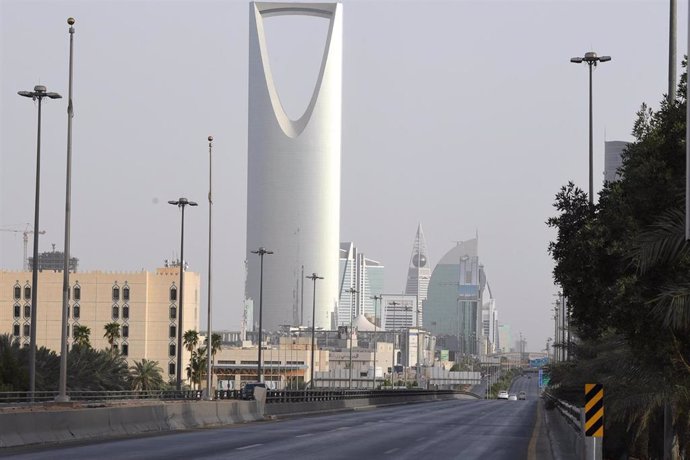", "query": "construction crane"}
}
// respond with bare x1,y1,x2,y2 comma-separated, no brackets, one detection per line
0,224,46,270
